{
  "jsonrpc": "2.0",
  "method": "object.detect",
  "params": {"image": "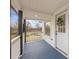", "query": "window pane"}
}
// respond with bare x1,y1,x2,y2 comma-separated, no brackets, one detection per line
10,7,18,39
